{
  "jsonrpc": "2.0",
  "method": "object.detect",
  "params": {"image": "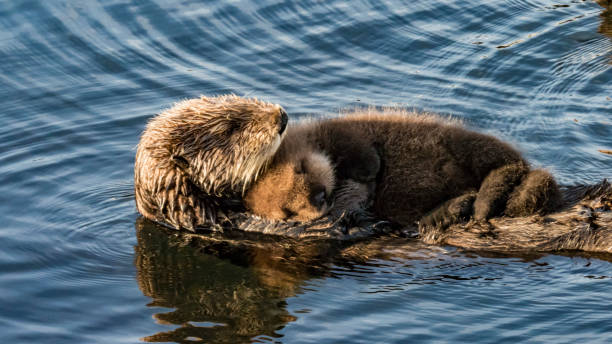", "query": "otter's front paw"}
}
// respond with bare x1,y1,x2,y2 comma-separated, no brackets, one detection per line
419,192,477,230
339,208,375,227
338,208,389,231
